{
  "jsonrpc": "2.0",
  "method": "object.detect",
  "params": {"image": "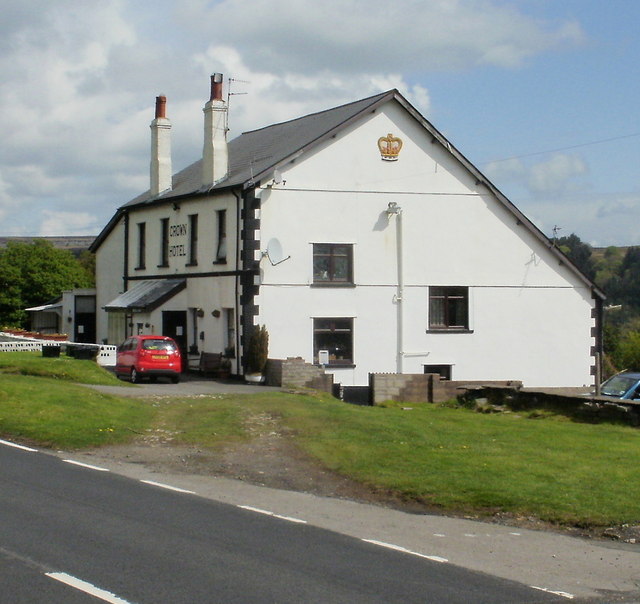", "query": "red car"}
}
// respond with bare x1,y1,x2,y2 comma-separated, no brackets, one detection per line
115,335,182,383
